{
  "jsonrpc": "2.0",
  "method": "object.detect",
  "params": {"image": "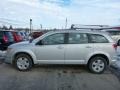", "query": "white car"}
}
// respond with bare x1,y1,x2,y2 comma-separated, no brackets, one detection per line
5,30,117,74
